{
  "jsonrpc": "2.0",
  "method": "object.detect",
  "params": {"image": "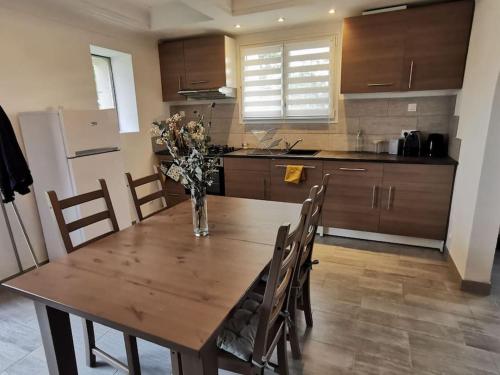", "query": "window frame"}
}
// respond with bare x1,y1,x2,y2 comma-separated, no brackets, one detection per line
239,36,338,125
91,54,118,111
